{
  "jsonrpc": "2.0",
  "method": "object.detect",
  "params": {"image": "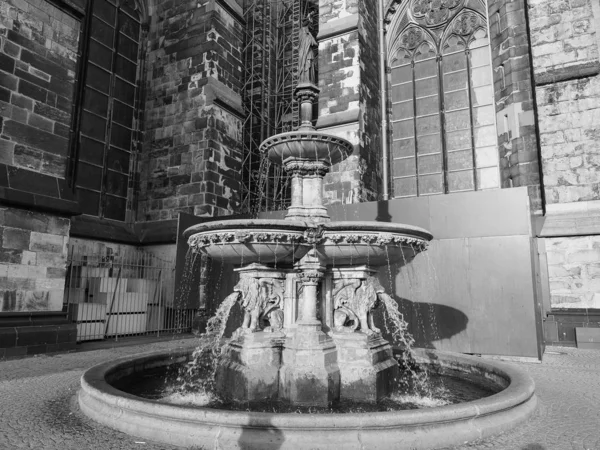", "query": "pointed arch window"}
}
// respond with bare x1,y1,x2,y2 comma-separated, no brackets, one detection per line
388,1,499,197
72,0,143,221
